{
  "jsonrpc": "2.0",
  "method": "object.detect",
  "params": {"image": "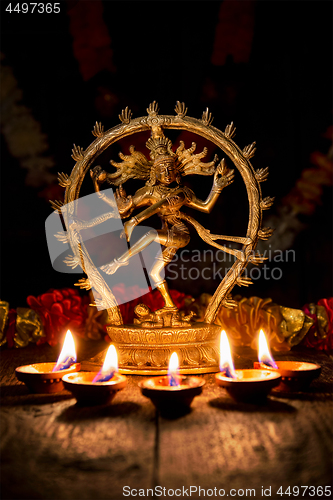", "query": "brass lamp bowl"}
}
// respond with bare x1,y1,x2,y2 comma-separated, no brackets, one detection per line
139,375,205,416
62,372,127,405
254,361,321,392
215,369,281,403
15,362,81,394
